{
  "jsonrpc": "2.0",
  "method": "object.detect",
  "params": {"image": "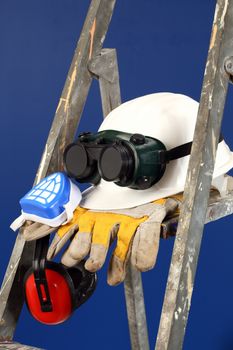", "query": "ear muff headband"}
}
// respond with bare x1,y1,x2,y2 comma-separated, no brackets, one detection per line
31,236,53,312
